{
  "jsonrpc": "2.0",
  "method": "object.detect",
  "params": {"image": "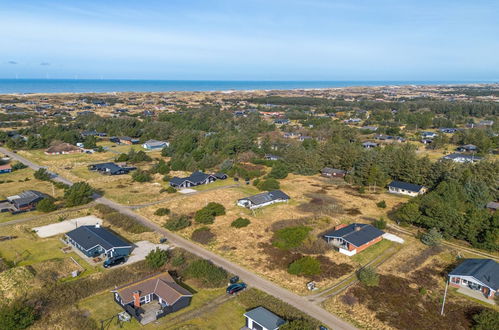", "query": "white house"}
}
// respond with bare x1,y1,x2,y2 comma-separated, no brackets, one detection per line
388,181,427,197
142,139,169,150
237,190,290,210
442,153,482,163
449,259,498,300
